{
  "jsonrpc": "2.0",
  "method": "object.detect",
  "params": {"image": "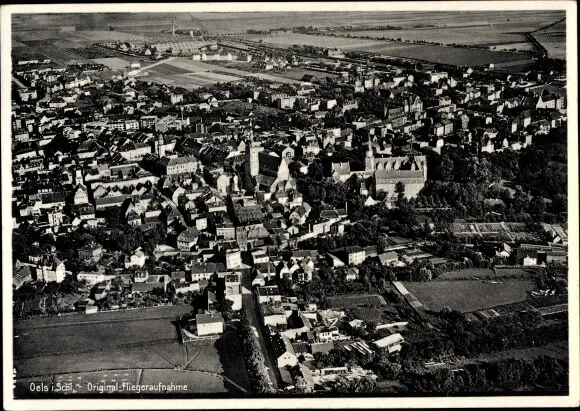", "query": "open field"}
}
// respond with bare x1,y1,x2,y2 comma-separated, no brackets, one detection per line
276,68,338,81
356,43,530,66
144,58,303,87
141,369,229,393
435,268,496,280
14,304,193,327
149,63,192,75
12,11,563,66
243,32,383,48
533,19,566,60
494,267,541,277
243,32,531,67
14,305,248,396
15,341,182,378
436,267,539,281
341,18,553,51
93,57,133,70
14,316,181,359
402,280,536,312
327,294,387,308
15,368,232,397
134,58,244,89
345,27,529,47
12,36,92,64
193,10,564,35
13,11,564,39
